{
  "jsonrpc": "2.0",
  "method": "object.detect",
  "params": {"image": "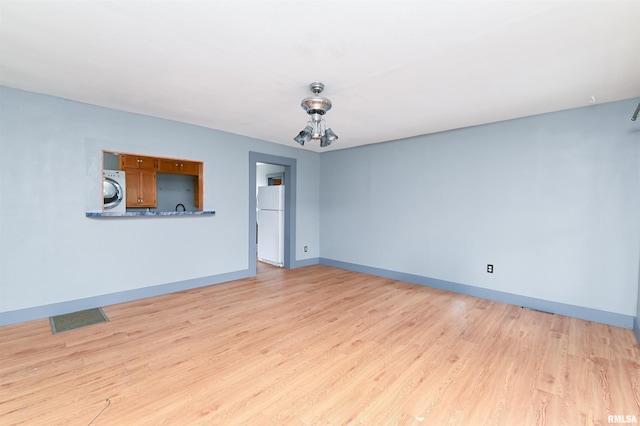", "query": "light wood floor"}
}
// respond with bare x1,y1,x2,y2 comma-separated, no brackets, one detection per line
1,265,639,425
